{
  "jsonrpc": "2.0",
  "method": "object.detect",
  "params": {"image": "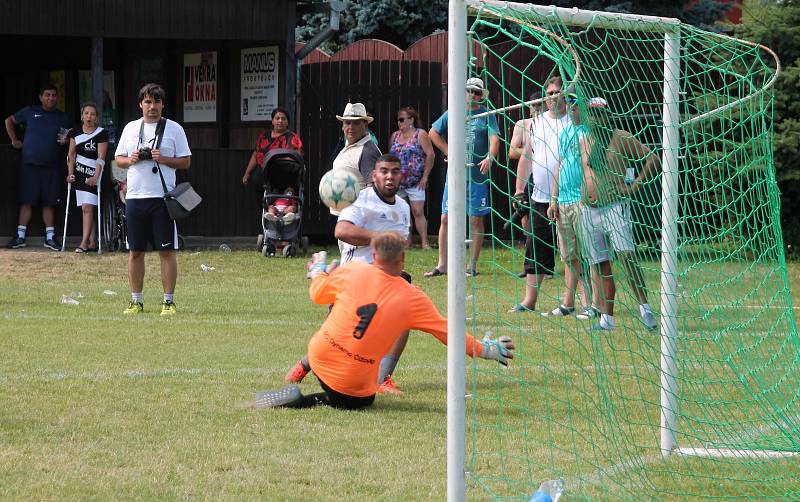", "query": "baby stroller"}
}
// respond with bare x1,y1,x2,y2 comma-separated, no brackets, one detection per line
256,148,308,257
